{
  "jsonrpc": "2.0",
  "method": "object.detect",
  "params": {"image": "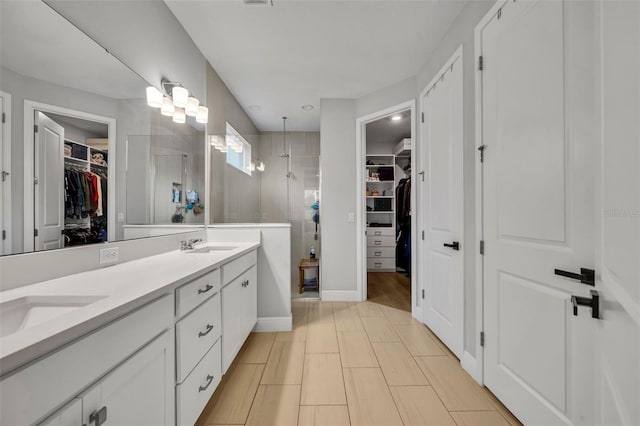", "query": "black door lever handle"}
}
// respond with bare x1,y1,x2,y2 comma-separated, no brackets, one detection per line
443,242,460,251
555,268,595,286
571,290,600,319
